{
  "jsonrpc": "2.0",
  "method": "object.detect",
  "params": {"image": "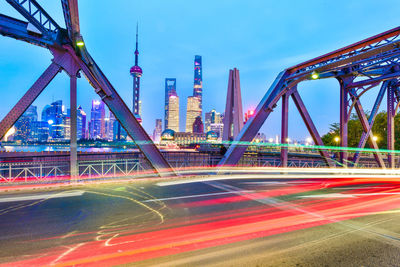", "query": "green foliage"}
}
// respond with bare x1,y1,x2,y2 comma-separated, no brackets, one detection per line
321,111,400,150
